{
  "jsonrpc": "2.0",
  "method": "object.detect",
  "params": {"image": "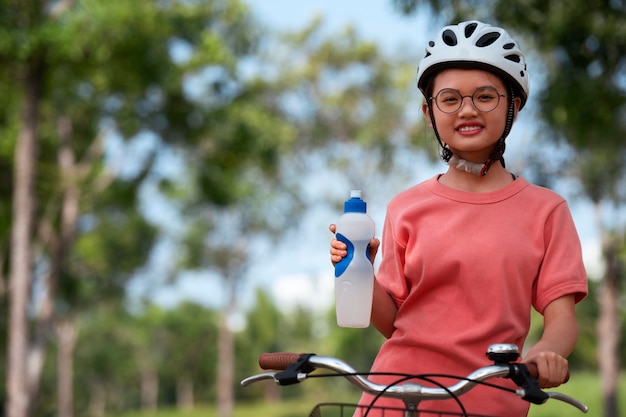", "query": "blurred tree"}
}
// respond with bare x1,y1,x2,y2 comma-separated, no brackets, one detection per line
0,0,275,416
325,312,385,375
175,199,295,417
166,13,426,417
3,1,42,415
72,306,142,416
391,1,626,416
273,17,426,175
159,302,218,410
133,305,171,412
235,289,286,404
70,303,220,416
